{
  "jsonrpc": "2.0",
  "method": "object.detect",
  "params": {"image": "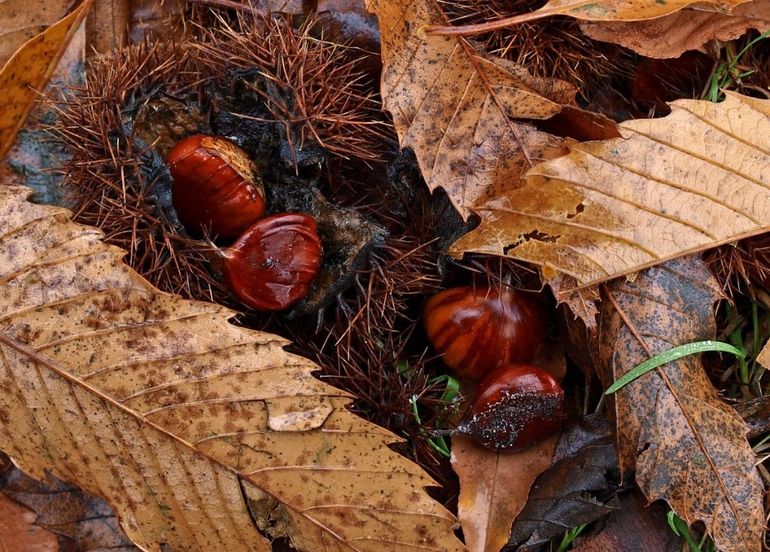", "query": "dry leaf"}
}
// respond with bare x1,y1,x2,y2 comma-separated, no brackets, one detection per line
452,435,557,552
580,0,770,58
508,416,618,550
365,0,579,219
452,92,770,292
572,492,679,552
0,0,91,159
1,456,136,551
598,256,763,552
424,0,751,35
756,338,770,370
0,0,75,66
0,492,60,552
549,274,599,330
524,0,749,21
0,185,463,551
